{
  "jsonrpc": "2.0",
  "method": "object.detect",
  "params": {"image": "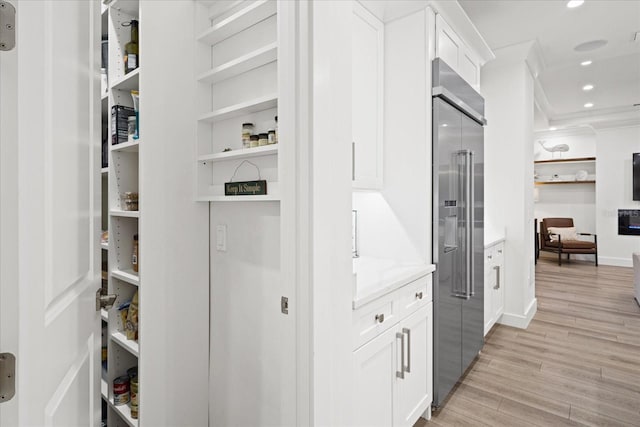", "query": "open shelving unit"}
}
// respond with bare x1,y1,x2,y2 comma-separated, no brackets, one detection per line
104,0,140,425
534,157,596,186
